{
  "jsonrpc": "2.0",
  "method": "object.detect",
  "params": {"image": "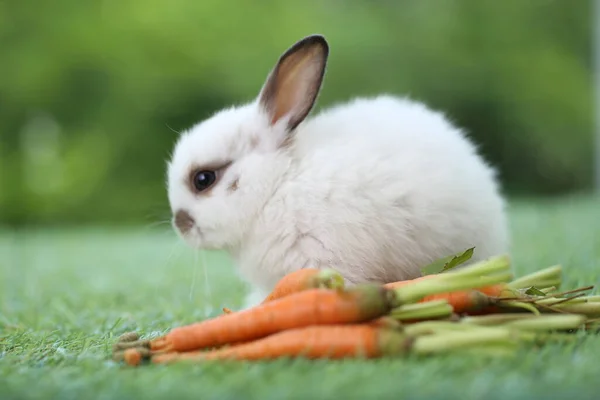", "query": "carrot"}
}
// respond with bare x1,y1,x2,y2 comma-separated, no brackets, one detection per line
124,348,144,366
419,290,490,313
147,284,393,353
261,268,344,303
123,322,516,366
221,268,344,315
419,284,509,313
386,278,513,314
129,325,408,365
412,283,525,316
416,283,557,316
477,284,516,298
